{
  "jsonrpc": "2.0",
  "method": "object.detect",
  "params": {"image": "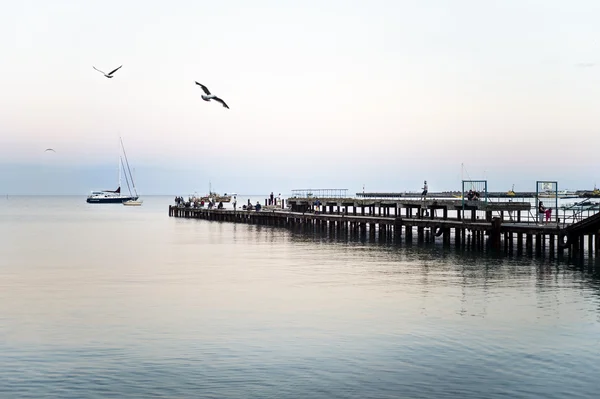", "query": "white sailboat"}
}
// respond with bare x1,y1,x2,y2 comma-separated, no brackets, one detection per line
86,137,141,204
